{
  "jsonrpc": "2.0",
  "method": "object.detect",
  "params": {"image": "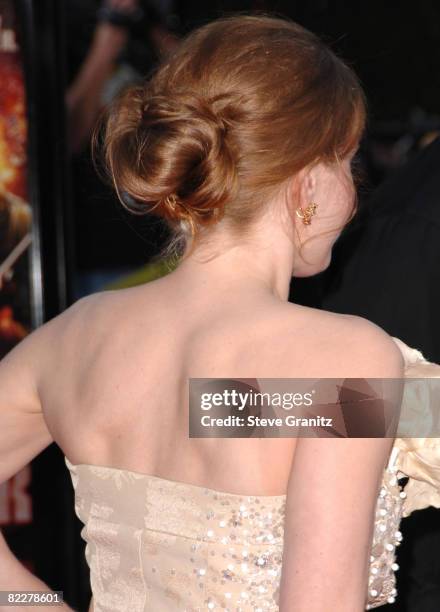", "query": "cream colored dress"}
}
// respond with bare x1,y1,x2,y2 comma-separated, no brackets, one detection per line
65,338,440,612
